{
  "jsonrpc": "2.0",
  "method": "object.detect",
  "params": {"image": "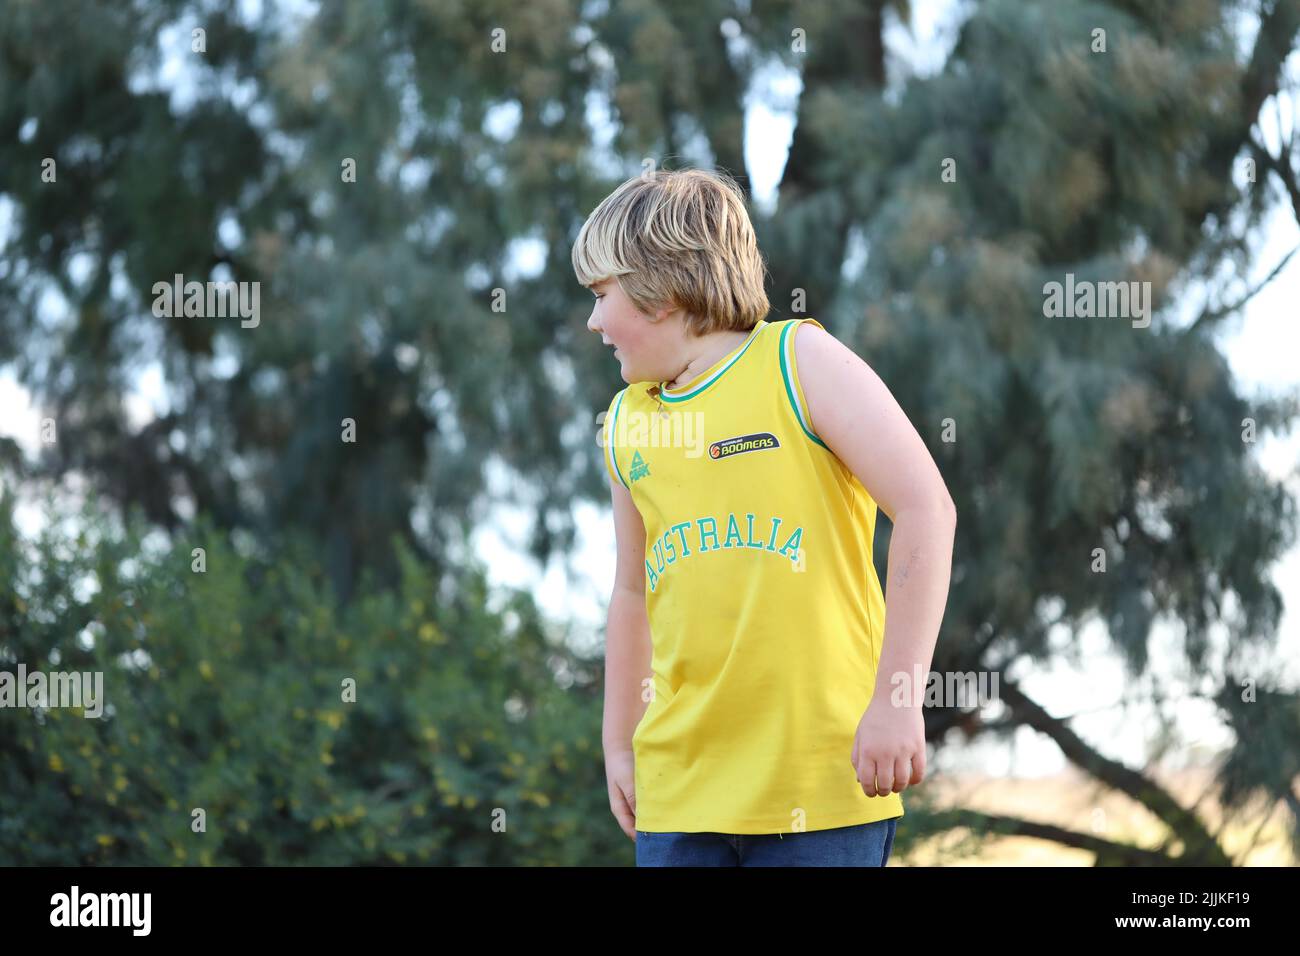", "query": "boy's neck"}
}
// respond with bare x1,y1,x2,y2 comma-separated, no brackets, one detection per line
664,327,752,391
